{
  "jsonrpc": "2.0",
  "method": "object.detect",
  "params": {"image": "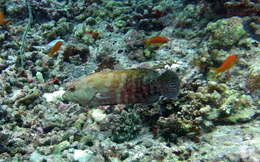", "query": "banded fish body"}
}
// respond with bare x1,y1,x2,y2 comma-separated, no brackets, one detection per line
62,69,180,107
